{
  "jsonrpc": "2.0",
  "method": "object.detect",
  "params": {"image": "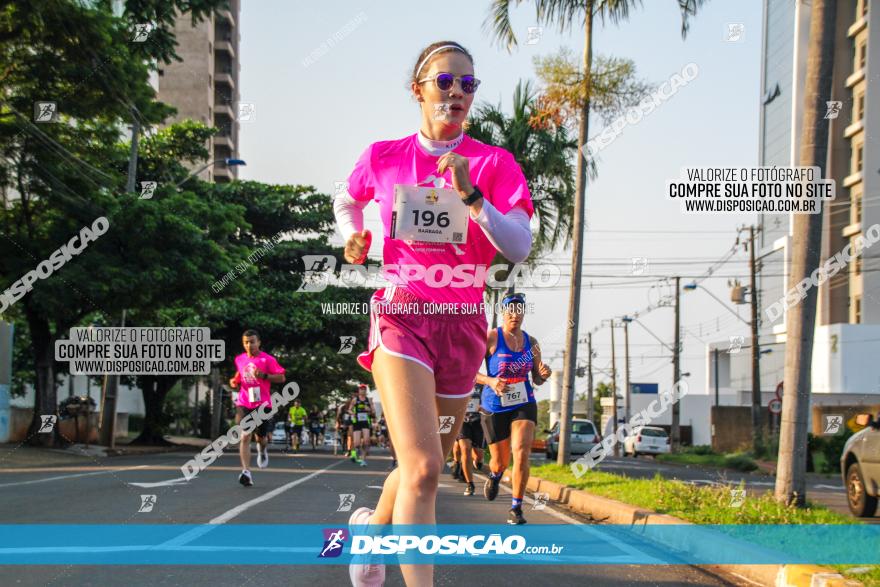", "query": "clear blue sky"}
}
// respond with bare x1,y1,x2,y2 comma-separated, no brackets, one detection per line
237,0,766,399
